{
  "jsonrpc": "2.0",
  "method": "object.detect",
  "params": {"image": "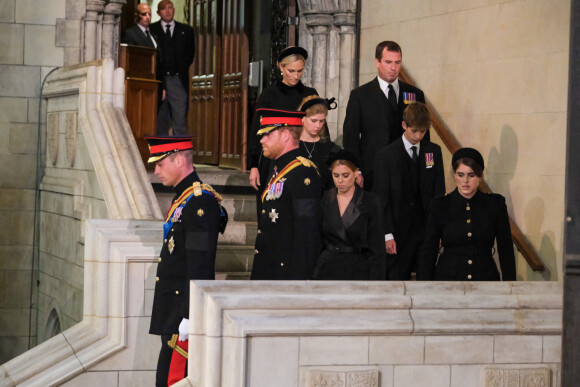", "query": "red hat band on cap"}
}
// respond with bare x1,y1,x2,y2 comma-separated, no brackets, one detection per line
260,116,303,127
149,141,193,155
